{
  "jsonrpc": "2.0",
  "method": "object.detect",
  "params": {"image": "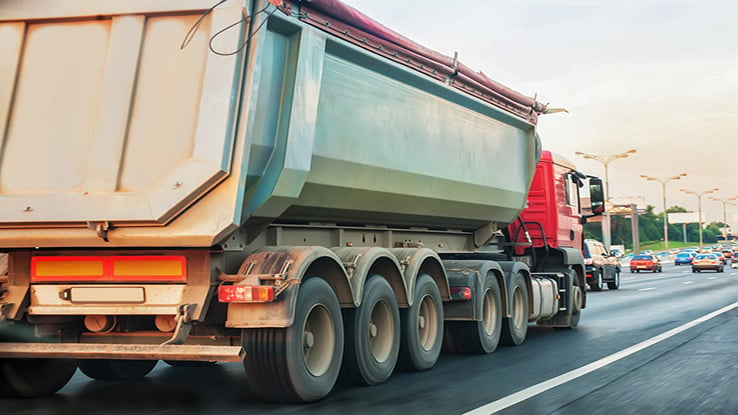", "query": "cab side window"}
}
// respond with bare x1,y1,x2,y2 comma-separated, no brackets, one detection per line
564,173,580,210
